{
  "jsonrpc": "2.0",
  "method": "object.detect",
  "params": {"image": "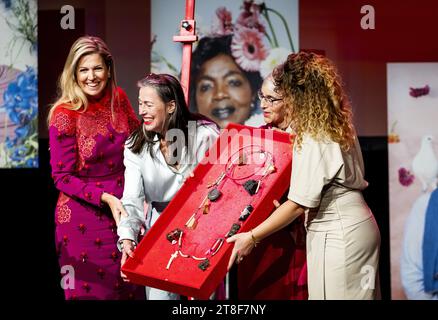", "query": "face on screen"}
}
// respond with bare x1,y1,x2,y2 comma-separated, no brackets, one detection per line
195,53,253,128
